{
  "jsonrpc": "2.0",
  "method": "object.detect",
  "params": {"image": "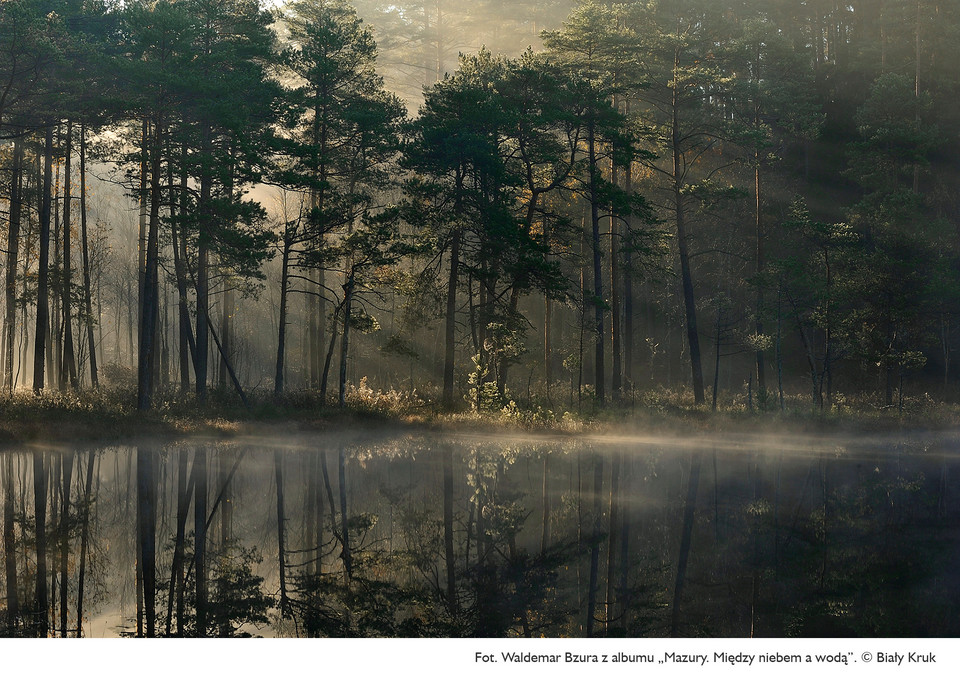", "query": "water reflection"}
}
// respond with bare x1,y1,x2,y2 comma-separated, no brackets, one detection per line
0,432,958,637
